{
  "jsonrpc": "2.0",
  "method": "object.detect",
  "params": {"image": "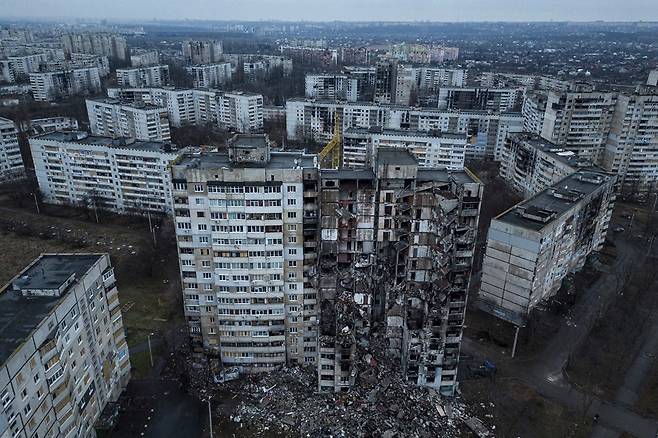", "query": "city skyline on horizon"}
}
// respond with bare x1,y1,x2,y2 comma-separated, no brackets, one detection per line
2,0,658,23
